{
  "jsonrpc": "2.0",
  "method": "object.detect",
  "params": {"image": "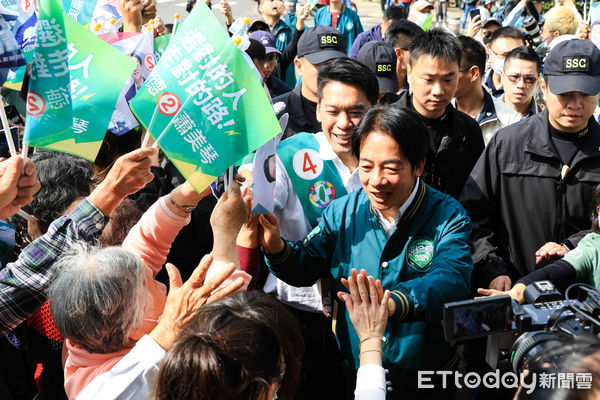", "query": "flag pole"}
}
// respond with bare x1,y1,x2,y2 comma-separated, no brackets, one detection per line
0,96,18,157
